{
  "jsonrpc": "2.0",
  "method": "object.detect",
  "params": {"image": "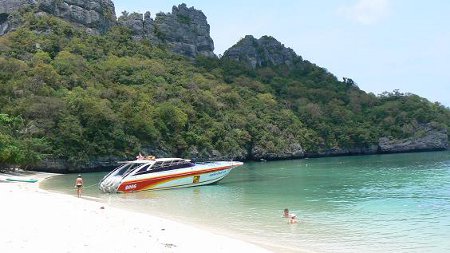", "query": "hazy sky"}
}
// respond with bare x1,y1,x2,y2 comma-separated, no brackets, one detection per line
114,0,450,106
